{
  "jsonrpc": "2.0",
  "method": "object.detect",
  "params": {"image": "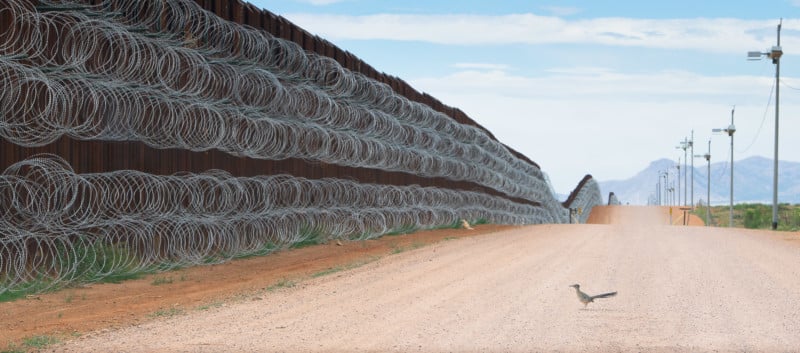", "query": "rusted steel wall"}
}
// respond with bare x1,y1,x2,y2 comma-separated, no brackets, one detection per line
0,137,538,207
